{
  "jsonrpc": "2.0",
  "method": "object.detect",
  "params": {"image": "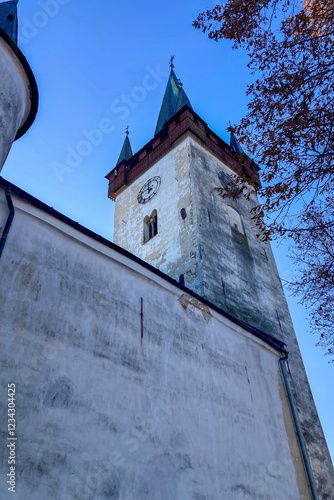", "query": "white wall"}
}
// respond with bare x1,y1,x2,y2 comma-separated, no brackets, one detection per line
0,38,31,171
0,191,311,499
113,132,334,498
114,136,203,293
